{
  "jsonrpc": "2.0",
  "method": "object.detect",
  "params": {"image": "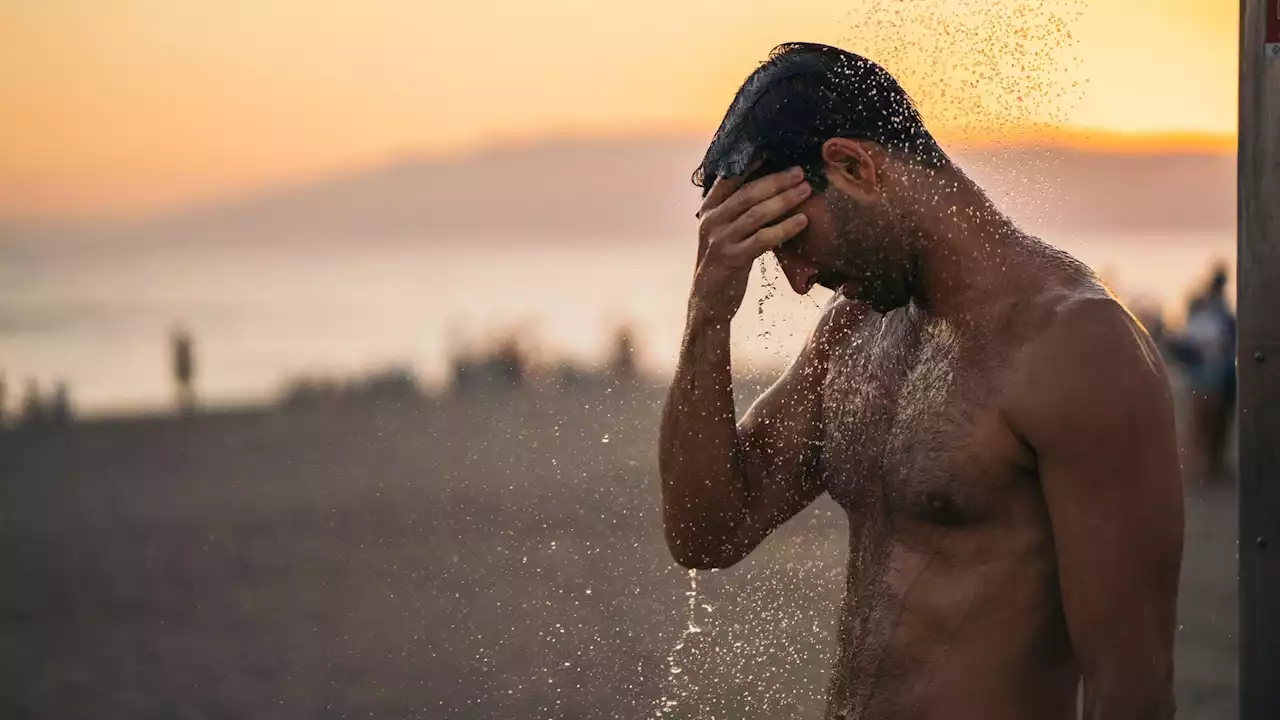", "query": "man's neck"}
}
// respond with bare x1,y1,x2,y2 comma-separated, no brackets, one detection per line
898,164,1023,319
